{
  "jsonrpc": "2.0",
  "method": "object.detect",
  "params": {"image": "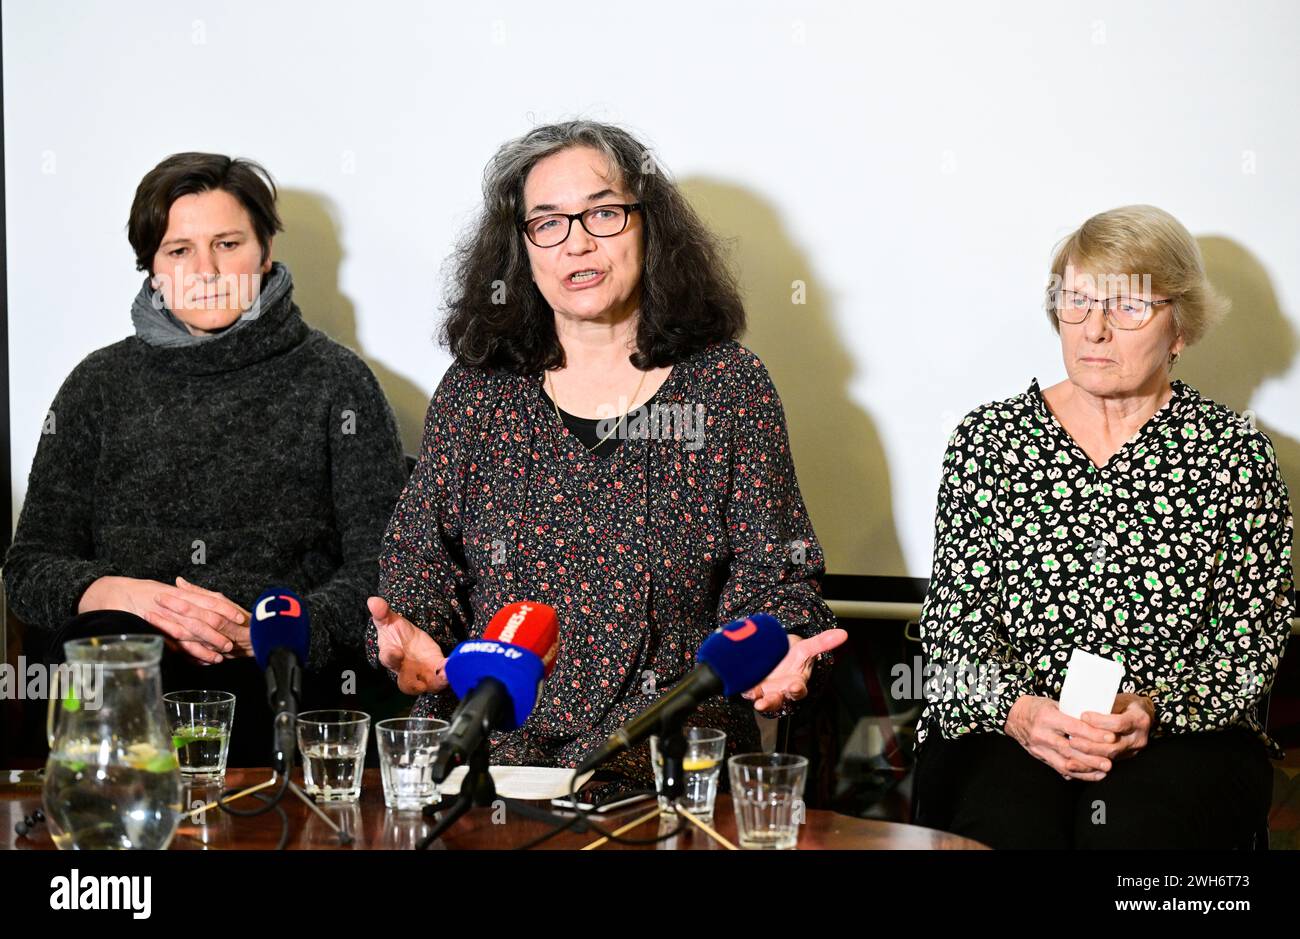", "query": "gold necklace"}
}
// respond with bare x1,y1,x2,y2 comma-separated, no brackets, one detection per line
546,368,648,452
